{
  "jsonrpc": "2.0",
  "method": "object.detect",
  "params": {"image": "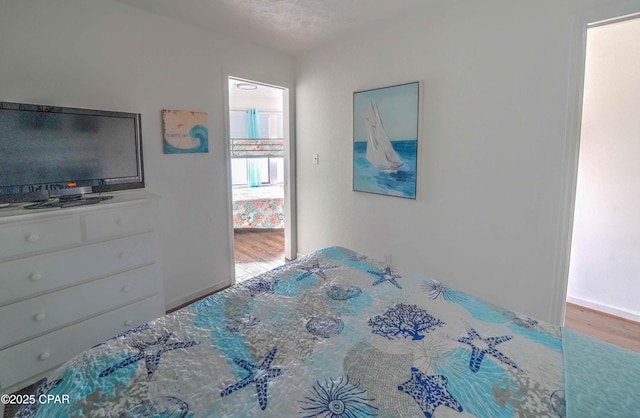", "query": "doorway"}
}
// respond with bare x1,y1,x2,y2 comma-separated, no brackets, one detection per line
561,11,640,351
226,76,293,283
